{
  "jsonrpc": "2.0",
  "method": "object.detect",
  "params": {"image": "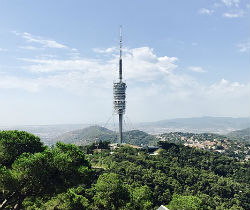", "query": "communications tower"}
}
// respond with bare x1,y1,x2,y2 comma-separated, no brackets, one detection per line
113,26,126,144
